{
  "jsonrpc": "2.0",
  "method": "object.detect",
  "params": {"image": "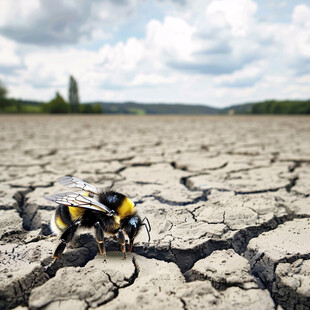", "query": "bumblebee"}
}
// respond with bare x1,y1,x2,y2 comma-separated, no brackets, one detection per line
44,176,151,270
